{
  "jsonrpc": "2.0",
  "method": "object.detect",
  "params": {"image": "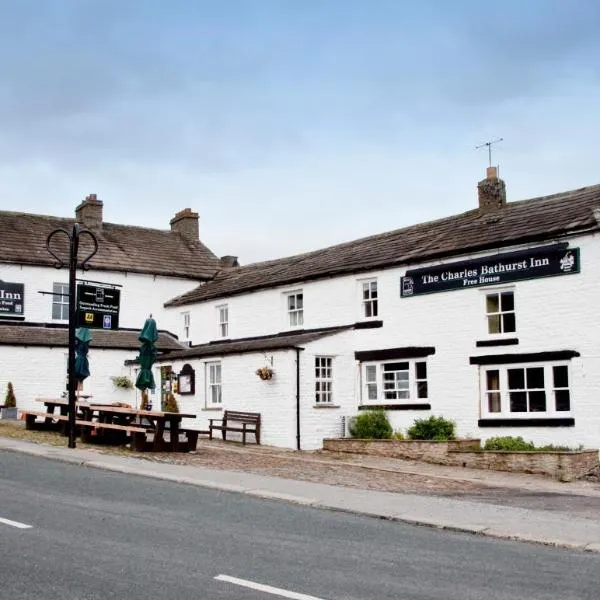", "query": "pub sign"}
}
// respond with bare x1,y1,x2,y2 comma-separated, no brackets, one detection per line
401,245,580,297
0,282,24,317
76,284,120,329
